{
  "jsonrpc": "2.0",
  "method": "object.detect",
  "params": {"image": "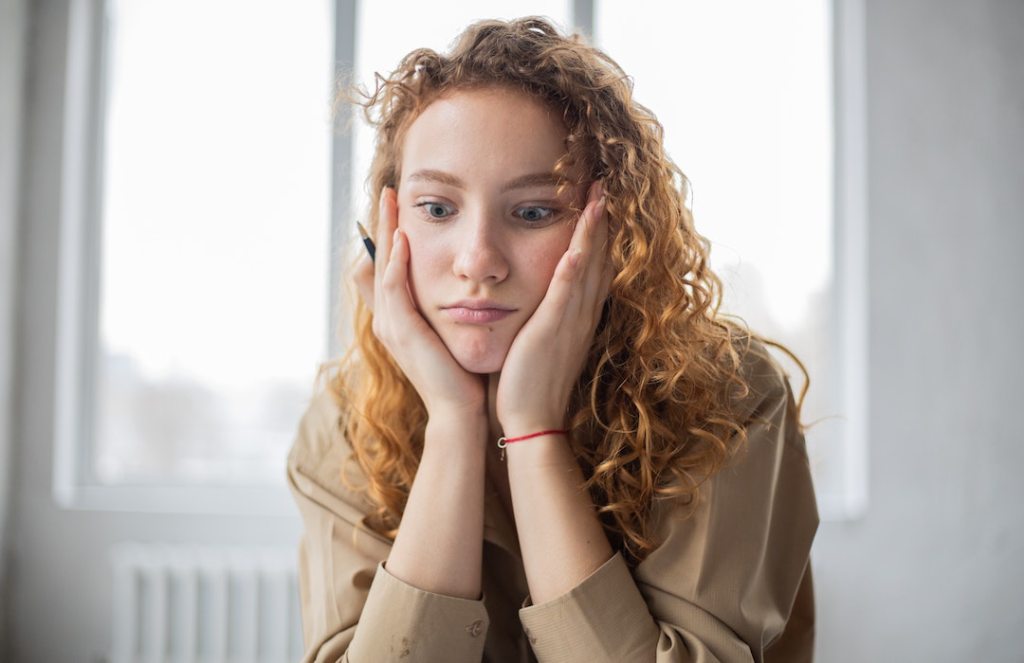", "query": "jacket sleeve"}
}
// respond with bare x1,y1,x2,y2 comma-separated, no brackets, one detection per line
286,389,491,663
517,346,820,663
